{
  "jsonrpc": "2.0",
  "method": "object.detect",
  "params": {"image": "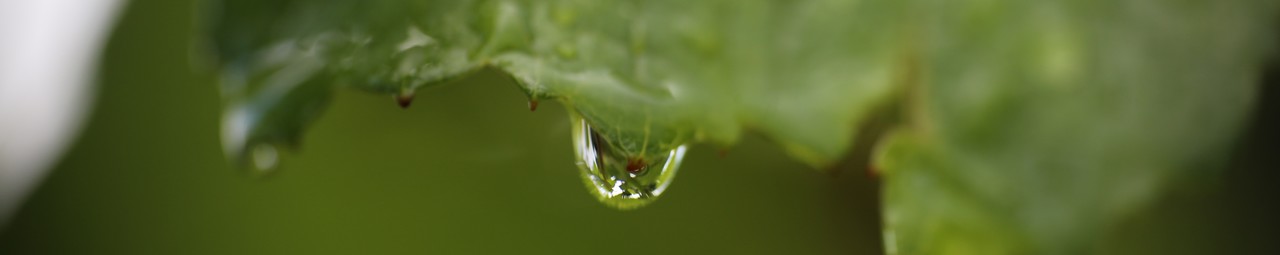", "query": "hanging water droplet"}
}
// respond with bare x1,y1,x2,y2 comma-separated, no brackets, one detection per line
528,99,539,112
250,144,279,173
572,116,687,209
